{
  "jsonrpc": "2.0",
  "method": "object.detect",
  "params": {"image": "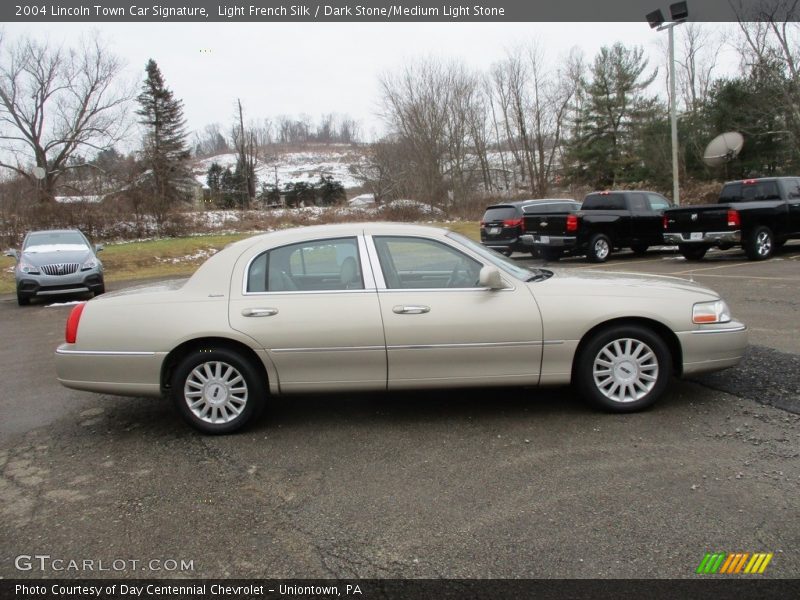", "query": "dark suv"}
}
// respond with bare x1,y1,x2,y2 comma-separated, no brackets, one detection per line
480,199,580,256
